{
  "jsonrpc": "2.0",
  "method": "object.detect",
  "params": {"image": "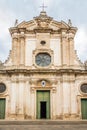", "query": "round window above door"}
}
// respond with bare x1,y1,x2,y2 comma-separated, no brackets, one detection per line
35,53,51,67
